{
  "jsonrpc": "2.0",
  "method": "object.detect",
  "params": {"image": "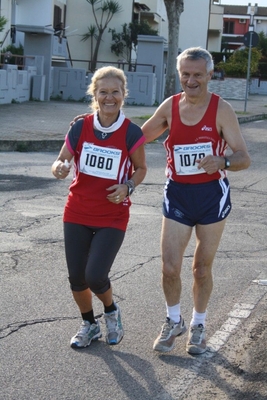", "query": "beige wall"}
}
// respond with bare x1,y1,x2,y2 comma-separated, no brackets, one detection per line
2,0,216,70
1,0,225,76
65,0,218,71
208,4,223,52
143,0,168,38
65,0,133,70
